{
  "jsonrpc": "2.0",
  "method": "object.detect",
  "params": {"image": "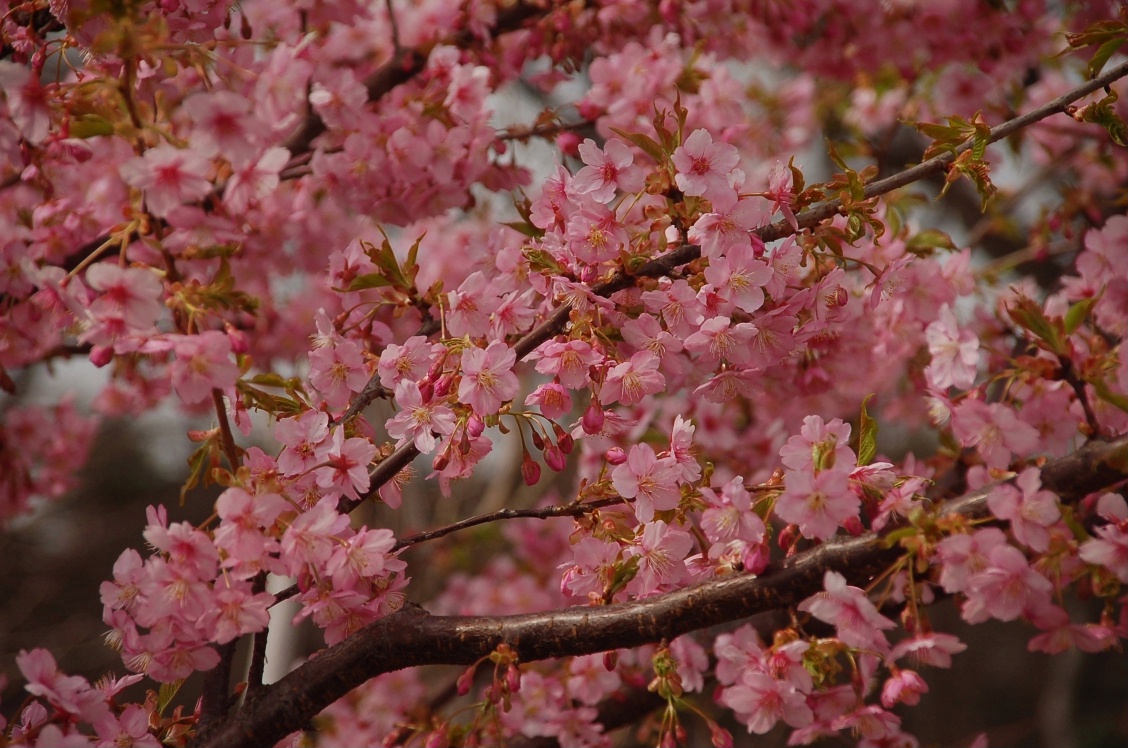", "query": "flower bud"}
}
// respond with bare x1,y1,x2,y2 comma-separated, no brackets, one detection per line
744,542,771,575
433,374,453,398
544,445,566,472
418,379,434,403
456,665,476,696
89,345,113,368
843,515,865,536
778,523,800,552
224,323,249,354
432,450,450,472
466,413,485,438
530,428,545,451
506,663,521,693
521,455,541,486
603,651,618,671
556,131,581,156
553,423,574,454
709,724,734,748
582,403,605,434
605,446,627,465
